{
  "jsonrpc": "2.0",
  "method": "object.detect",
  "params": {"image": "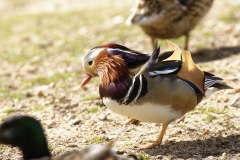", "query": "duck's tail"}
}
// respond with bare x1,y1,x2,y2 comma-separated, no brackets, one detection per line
204,71,233,98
